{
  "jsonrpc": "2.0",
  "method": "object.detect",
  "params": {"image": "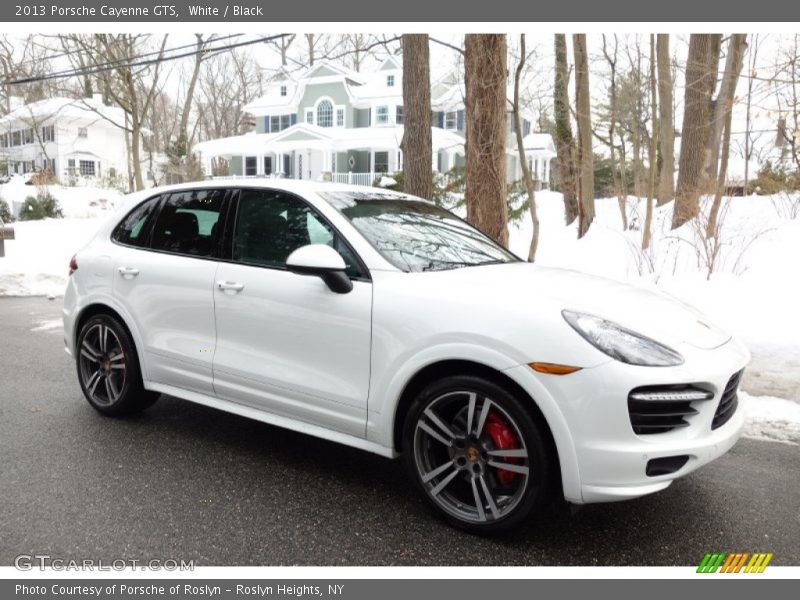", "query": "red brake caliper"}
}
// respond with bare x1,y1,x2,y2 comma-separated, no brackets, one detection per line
483,412,521,485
